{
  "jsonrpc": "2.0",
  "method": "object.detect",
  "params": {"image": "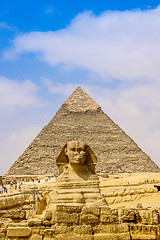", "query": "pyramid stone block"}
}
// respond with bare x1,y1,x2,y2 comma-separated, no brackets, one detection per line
6,87,160,175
